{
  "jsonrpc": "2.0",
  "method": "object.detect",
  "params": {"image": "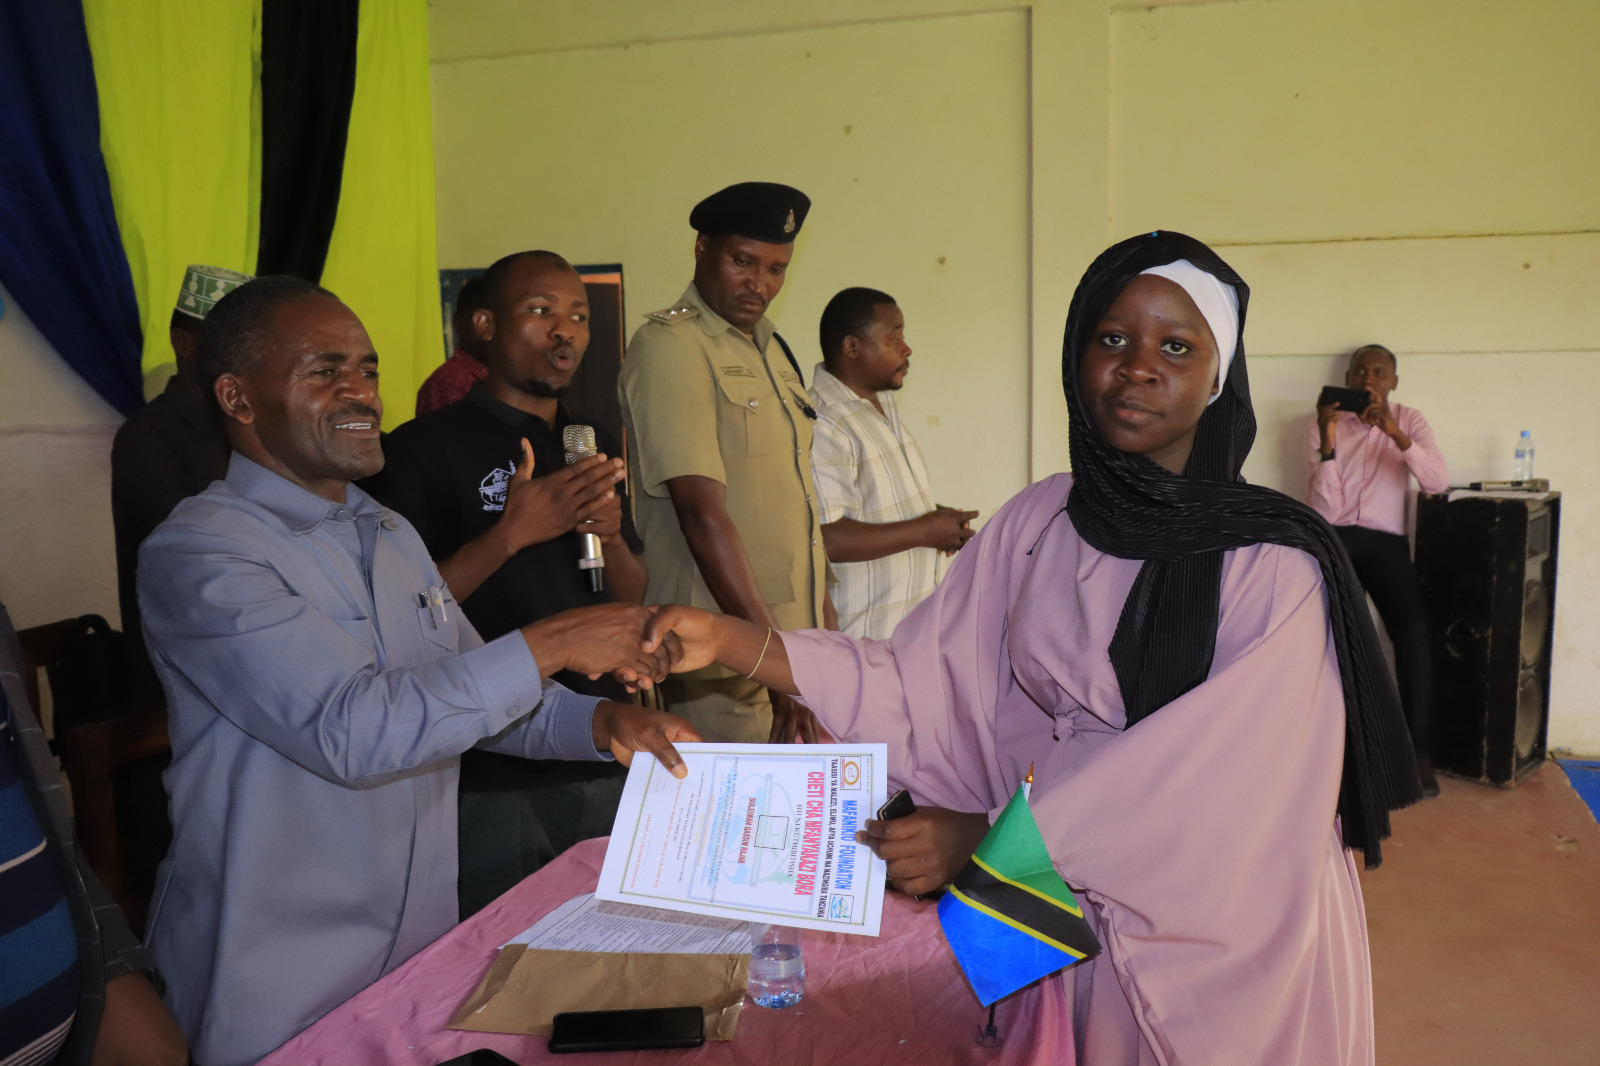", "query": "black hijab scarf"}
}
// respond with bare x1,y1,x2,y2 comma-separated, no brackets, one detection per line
1061,230,1420,868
